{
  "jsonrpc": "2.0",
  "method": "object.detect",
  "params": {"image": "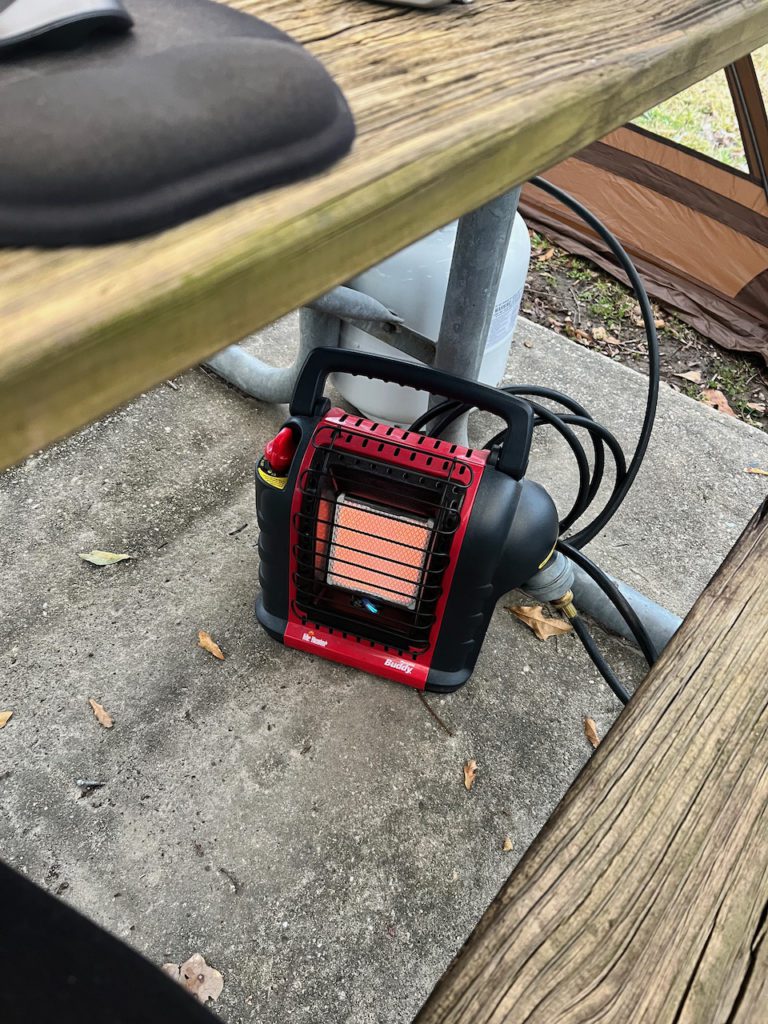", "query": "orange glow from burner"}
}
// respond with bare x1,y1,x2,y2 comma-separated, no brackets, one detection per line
326,495,432,608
